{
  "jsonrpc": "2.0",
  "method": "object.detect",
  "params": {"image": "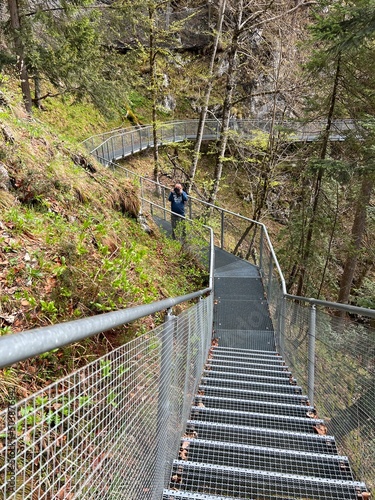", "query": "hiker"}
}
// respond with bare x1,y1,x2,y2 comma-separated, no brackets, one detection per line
168,183,188,239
